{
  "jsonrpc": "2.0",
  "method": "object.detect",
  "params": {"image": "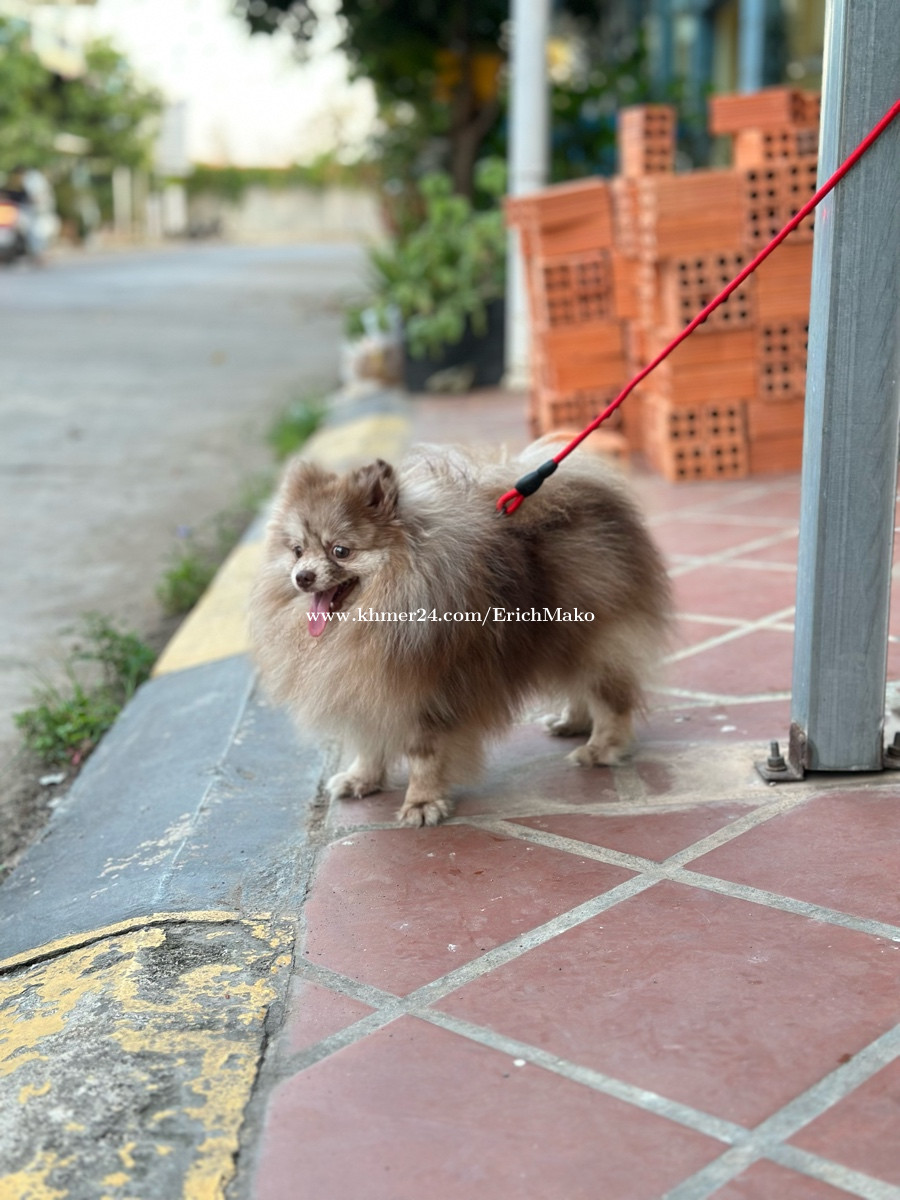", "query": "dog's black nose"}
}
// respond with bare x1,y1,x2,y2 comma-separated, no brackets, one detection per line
295,569,317,589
